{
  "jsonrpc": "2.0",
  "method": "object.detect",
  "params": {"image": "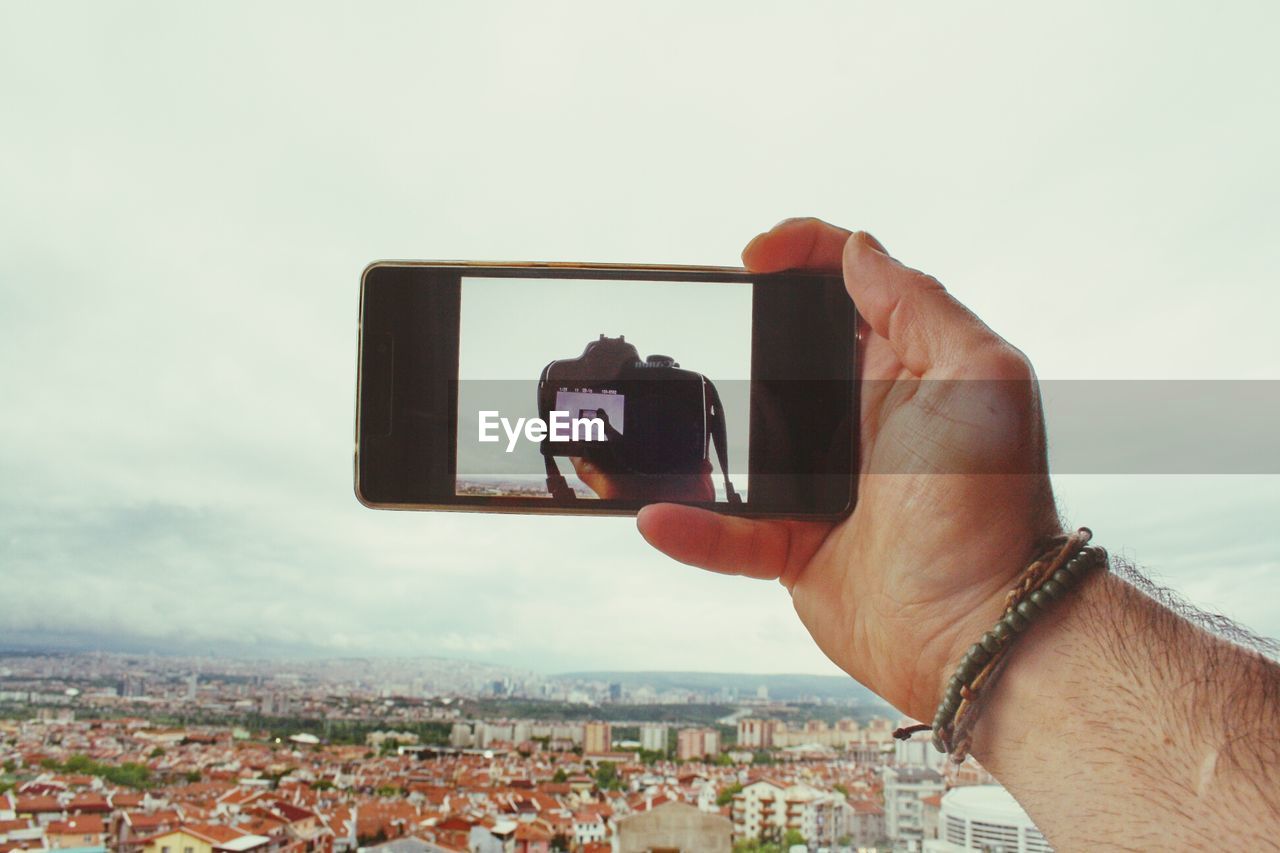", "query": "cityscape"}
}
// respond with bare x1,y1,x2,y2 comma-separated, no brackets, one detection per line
0,651,1046,853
